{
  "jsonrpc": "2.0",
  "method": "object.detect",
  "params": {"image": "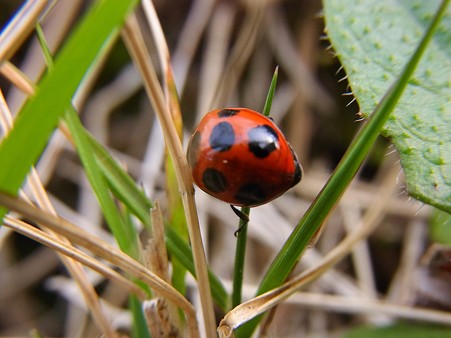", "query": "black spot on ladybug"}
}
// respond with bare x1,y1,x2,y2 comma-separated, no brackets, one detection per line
248,125,279,158
203,168,227,193
187,131,201,167
210,121,235,152
217,108,240,118
235,183,266,206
